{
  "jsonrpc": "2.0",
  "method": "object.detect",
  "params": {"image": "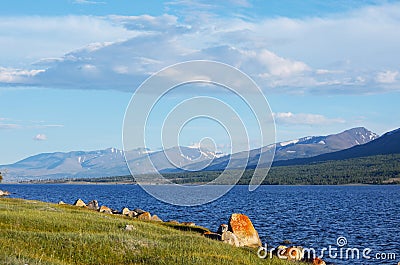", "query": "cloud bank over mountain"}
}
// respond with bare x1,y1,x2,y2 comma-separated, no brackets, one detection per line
1,2,400,94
